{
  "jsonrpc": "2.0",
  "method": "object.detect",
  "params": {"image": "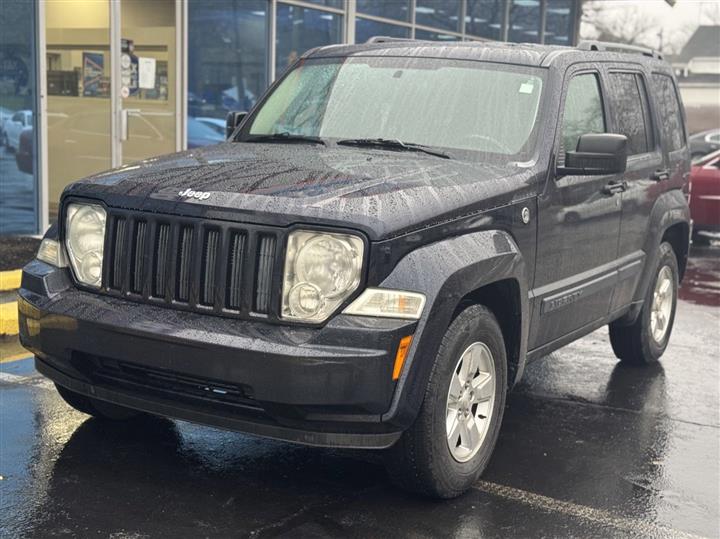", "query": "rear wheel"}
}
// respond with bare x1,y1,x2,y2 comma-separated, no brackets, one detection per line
55,384,141,420
609,242,678,365
386,305,507,498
